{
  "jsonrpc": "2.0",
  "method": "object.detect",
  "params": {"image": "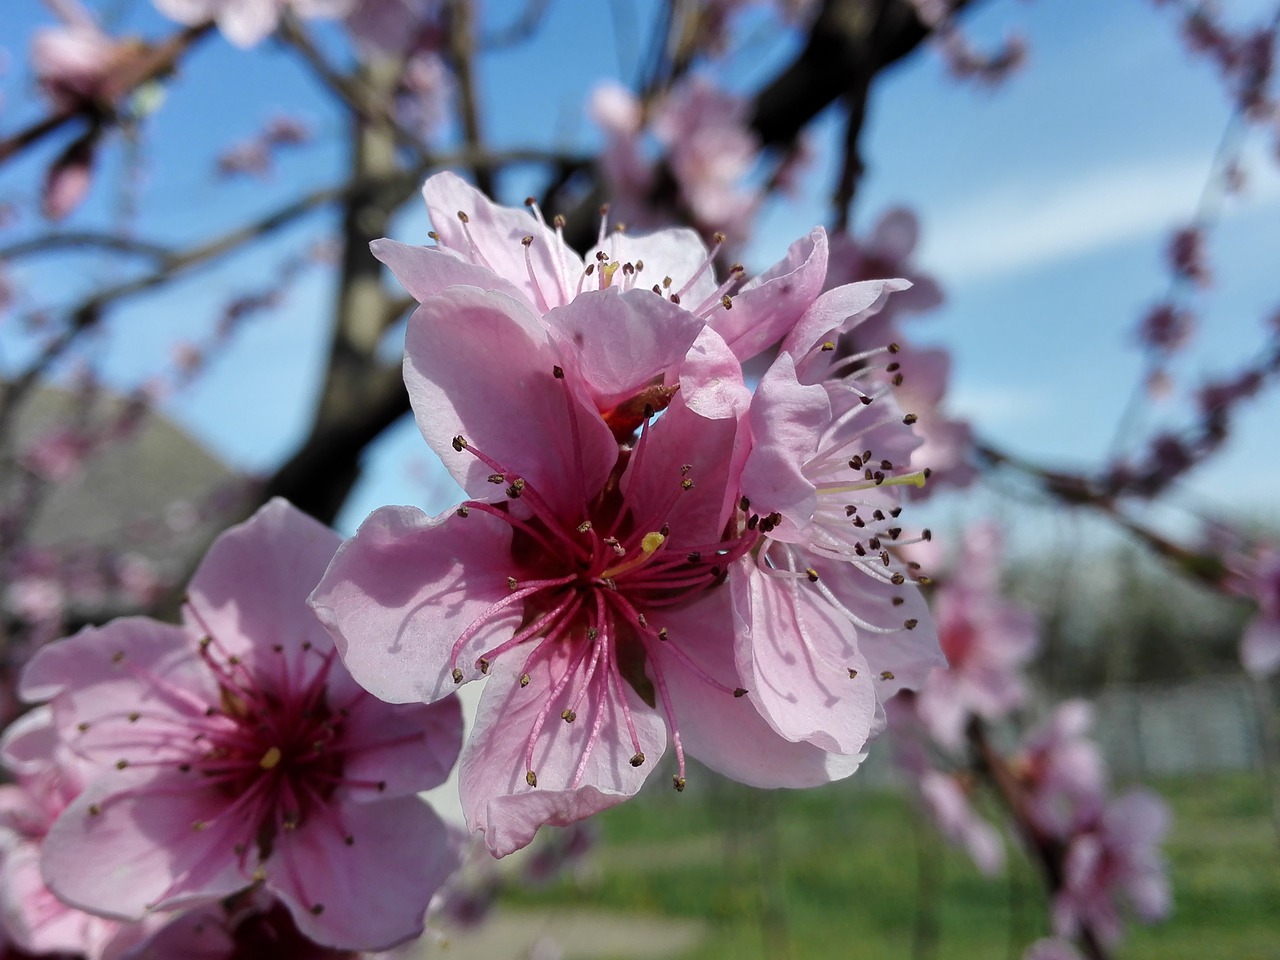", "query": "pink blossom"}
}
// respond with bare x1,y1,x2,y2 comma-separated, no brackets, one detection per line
151,0,354,48
21,499,462,951
732,276,944,759
918,769,1005,875
1053,790,1172,947
344,0,444,57
0,707,120,958
1015,701,1107,839
313,179,900,856
30,2,145,112
914,523,1038,749
1239,548,1280,676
